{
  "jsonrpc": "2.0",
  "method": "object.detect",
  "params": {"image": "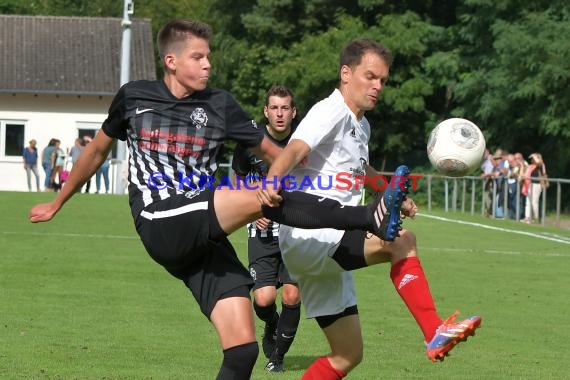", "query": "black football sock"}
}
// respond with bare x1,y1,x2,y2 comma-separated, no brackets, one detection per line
261,191,372,231
273,302,301,360
216,342,258,380
253,301,278,324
